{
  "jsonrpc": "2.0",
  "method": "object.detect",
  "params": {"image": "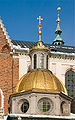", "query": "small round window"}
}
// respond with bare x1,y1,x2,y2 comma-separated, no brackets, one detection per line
38,99,50,112
21,101,29,113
